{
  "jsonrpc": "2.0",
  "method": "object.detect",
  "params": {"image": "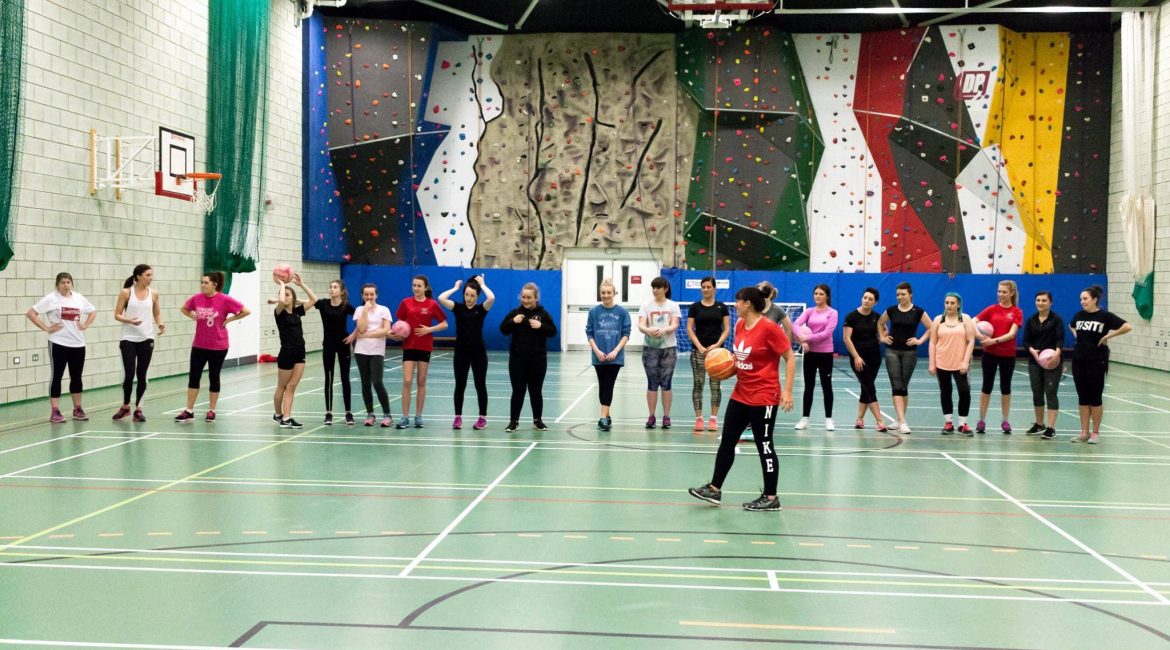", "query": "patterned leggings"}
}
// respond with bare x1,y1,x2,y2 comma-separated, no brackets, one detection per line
690,349,723,413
